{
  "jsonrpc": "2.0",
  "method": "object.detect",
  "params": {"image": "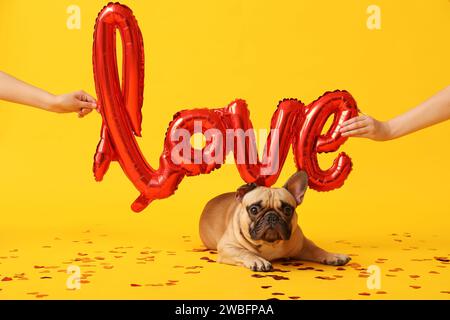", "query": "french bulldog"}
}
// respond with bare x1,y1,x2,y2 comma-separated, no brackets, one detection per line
199,171,351,271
